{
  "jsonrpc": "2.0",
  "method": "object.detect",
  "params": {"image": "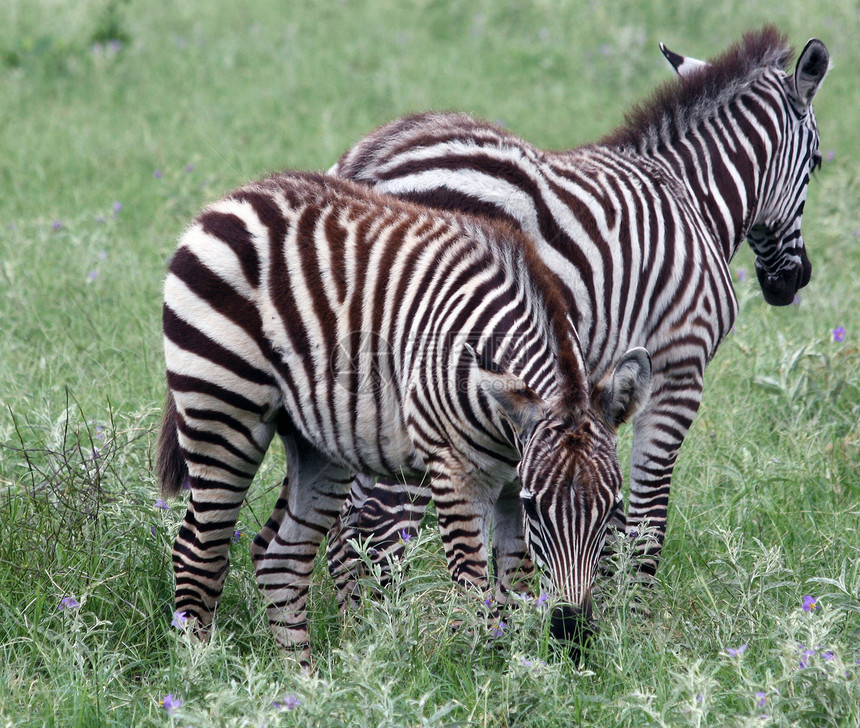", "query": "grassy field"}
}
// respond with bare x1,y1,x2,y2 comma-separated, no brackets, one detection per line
1,1,859,726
